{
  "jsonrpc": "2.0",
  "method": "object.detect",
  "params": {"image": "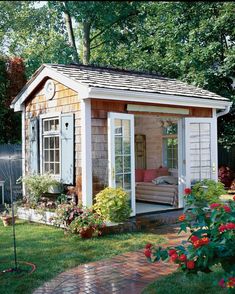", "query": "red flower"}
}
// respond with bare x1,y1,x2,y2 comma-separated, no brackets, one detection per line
184,188,192,195
201,237,210,245
210,203,221,209
186,260,195,269
227,277,235,288
171,253,178,262
178,214,186,222
219,222,235,233
233,195,235,201
144,249,151,258
193,240,202,248
218,278,225,288
178,254,187,262
223,205,231,213
190,235,199,243
145,243,152,249
168,249,177,256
